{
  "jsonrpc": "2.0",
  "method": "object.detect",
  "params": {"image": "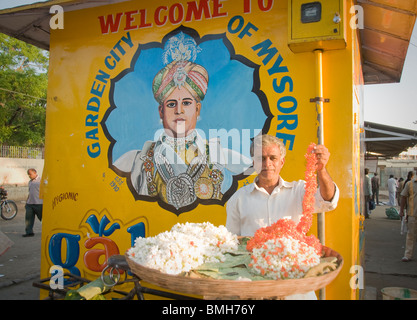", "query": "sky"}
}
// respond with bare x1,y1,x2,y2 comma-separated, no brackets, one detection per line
1,0,416,131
